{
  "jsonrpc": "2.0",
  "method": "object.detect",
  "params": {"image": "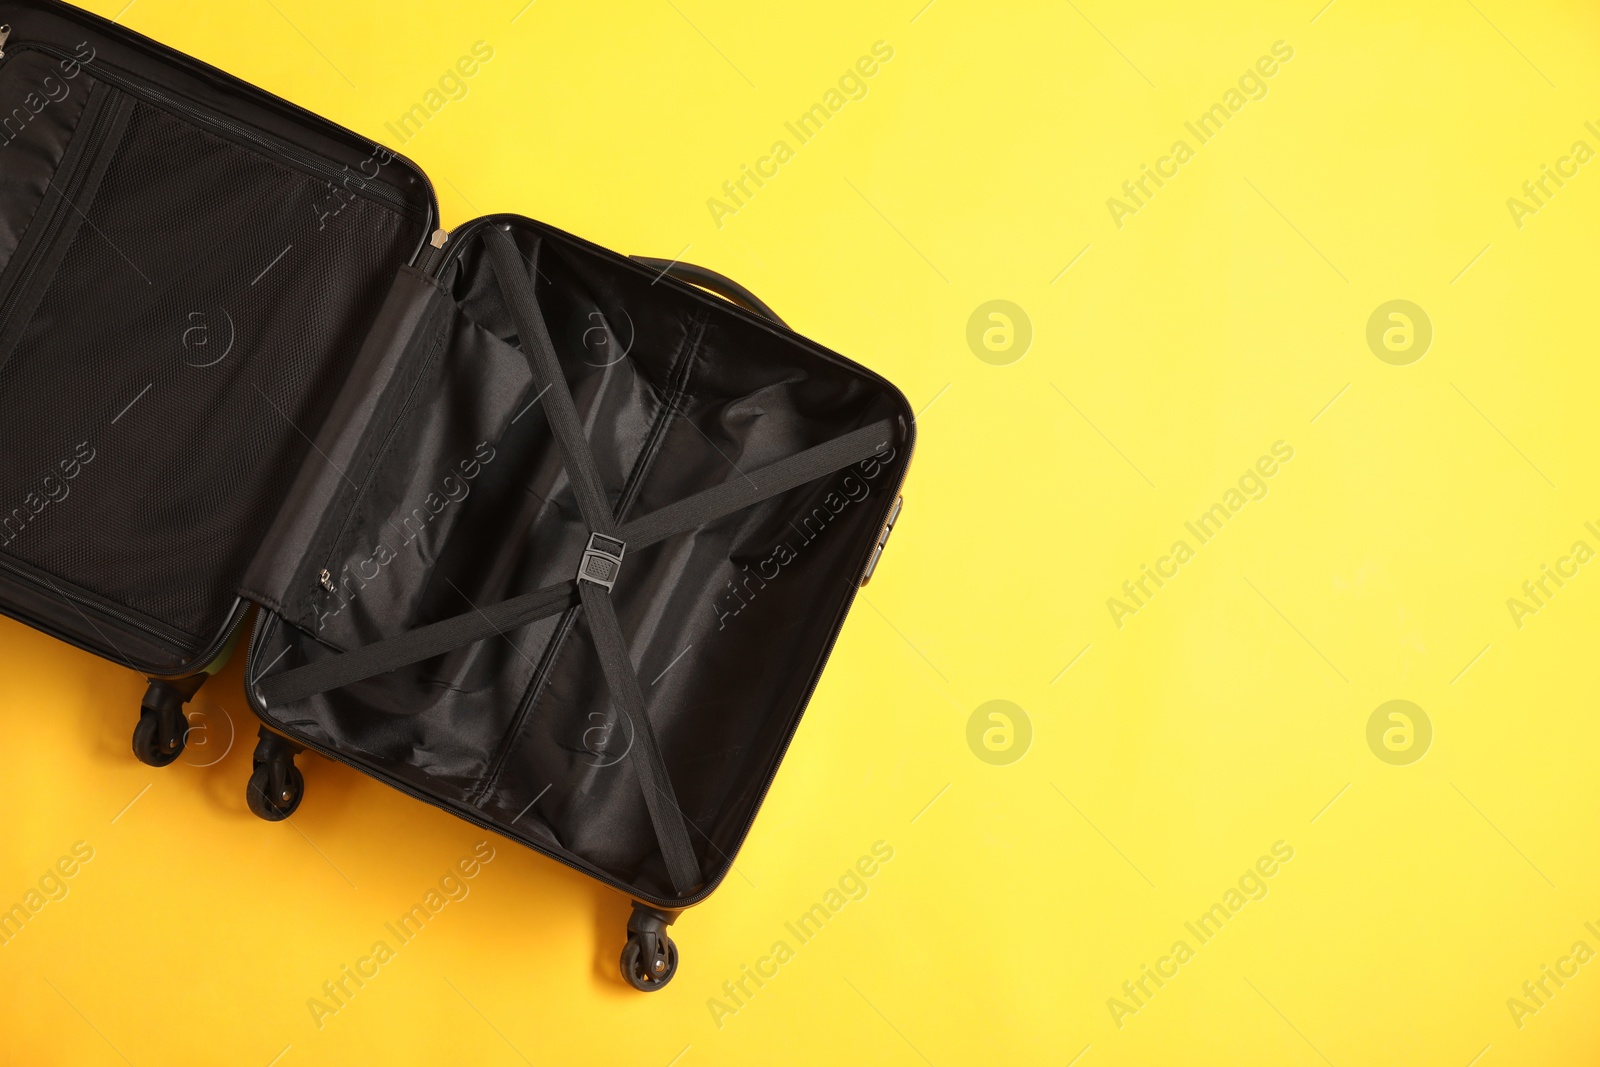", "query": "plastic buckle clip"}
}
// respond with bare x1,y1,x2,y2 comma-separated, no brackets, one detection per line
578,533,626,590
